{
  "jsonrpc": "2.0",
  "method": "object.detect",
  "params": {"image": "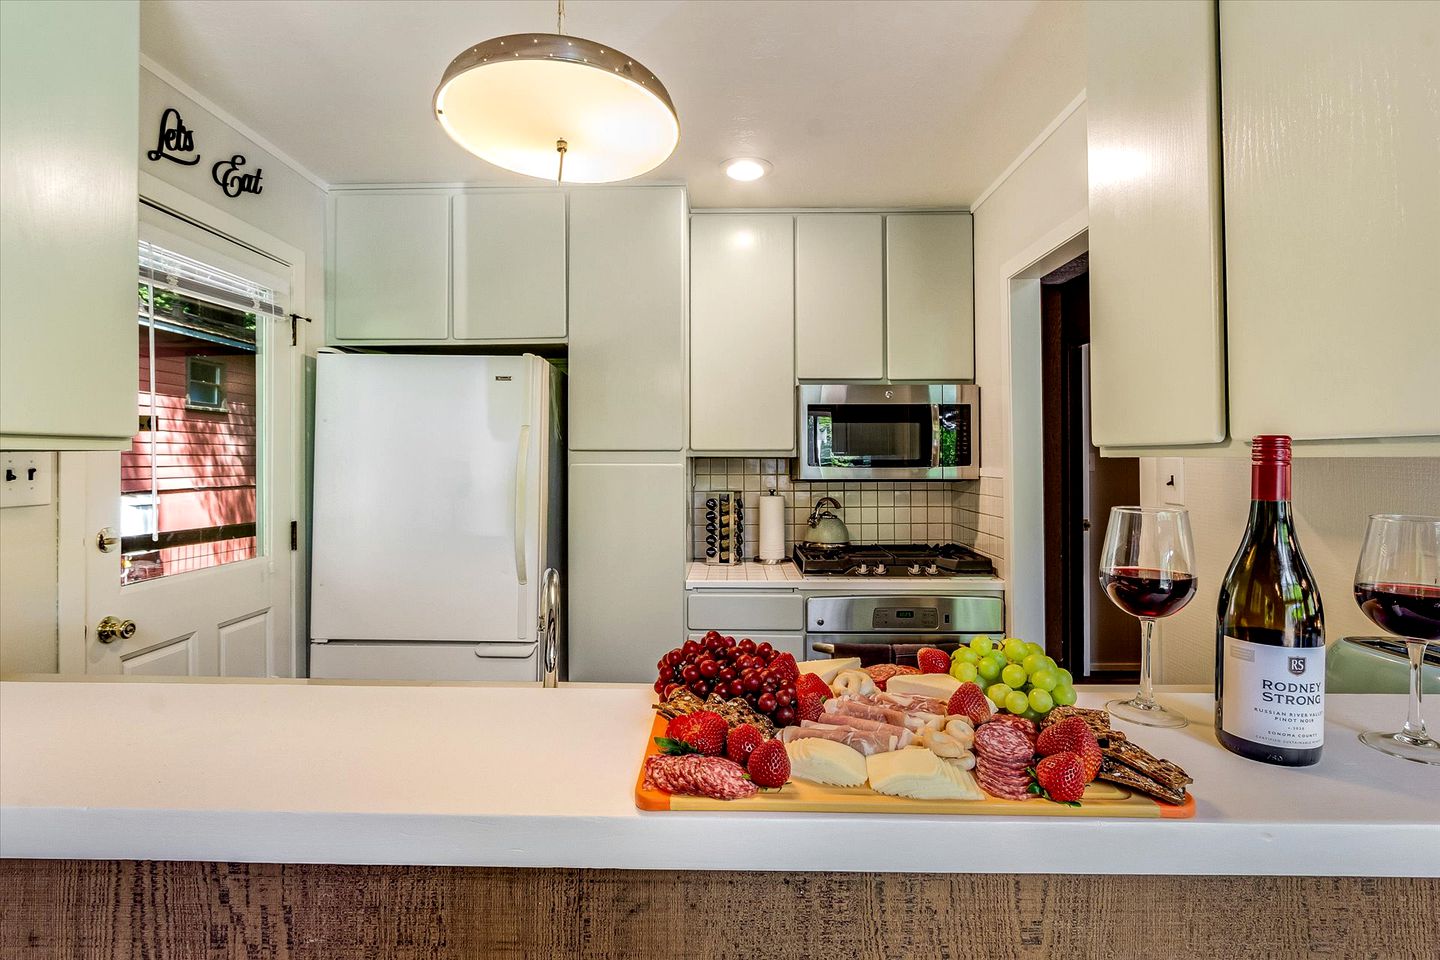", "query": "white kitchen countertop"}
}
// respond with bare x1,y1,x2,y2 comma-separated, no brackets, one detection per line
686,560,1005,593
1,677,1435,876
